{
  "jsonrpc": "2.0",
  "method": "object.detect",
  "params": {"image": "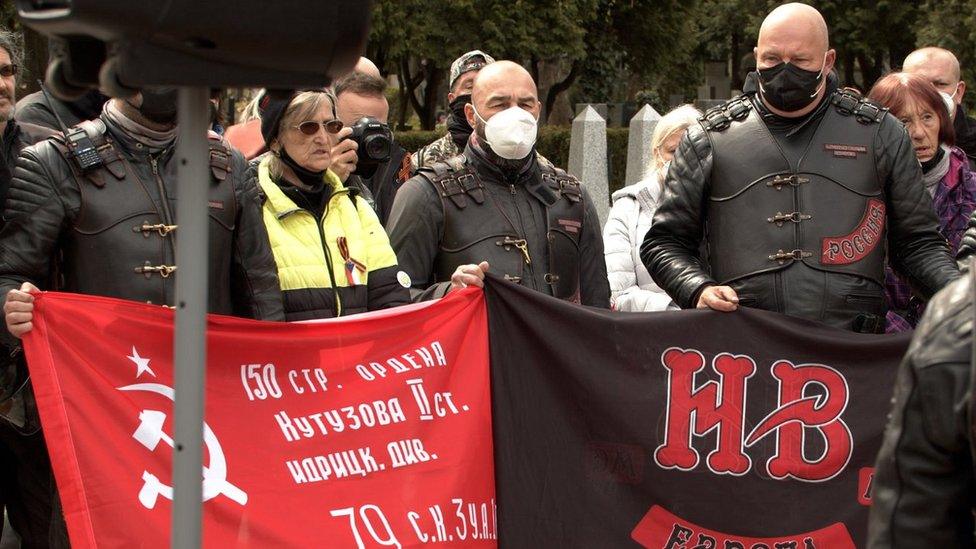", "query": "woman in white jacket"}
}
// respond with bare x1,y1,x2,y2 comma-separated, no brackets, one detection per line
603,104,701,311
